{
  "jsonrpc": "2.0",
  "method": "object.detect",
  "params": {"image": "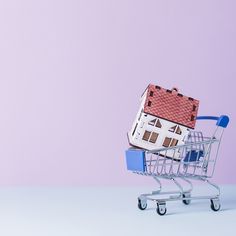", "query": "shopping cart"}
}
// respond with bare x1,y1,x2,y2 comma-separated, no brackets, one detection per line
125,115,229,215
